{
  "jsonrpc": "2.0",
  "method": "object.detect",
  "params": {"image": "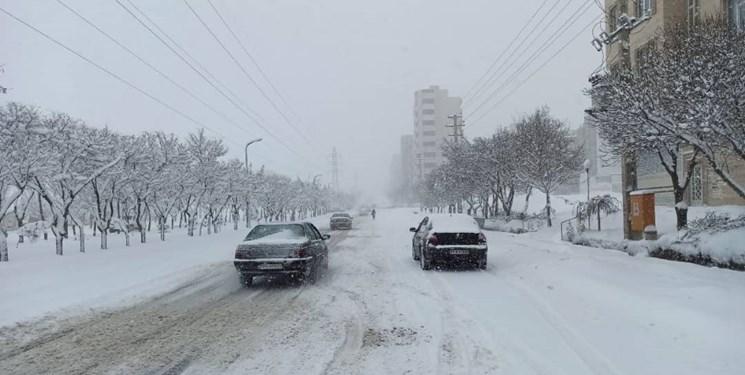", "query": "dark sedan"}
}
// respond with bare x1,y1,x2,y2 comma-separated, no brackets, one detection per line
234,222,330,286
410,214,487,270
330,212,353,230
